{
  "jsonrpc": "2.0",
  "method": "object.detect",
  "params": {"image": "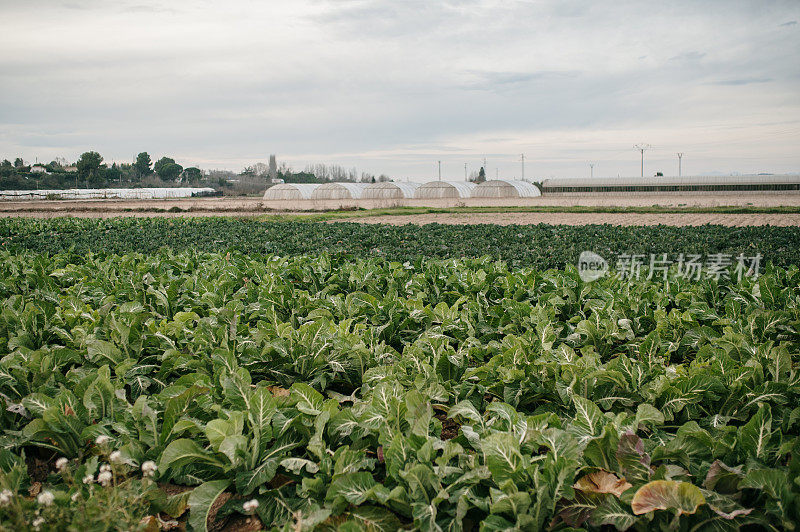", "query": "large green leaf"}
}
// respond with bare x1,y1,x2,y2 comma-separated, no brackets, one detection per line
703,461,743,494
448,400,483,425
204,418,240,452
570,396,605,443
590,494,638,530
280,457,319,475
82,365,116,419
616,430,651,482
248,386,276,441
159,438,225,473
482,432,524,483
187,480,230,532
737,404,774,461
347,506,403,532
326,471,377,505
291,383,324,416
234,439,297,494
